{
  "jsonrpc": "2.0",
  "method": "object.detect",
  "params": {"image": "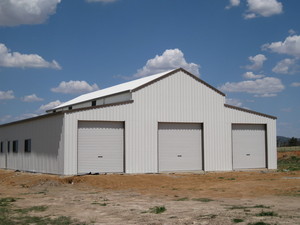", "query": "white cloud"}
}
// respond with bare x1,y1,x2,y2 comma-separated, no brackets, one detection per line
38,100,62,112
0,115,12,123
244,13,257,19
86,0,117,2
0,90,15,100
15,113,39,121
272,58,299,74
245,54,267,70
0,43,61,69
219,77,284,97
51,80,99,94
21,94,43,102
0,0,61,27
262,35,300,57
226,0,240,9
134,49,200,78
291,82,300,87
225,98,243,107
244,0,283,19
288,29,296,35
281,107,292,112
243,71,265,79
